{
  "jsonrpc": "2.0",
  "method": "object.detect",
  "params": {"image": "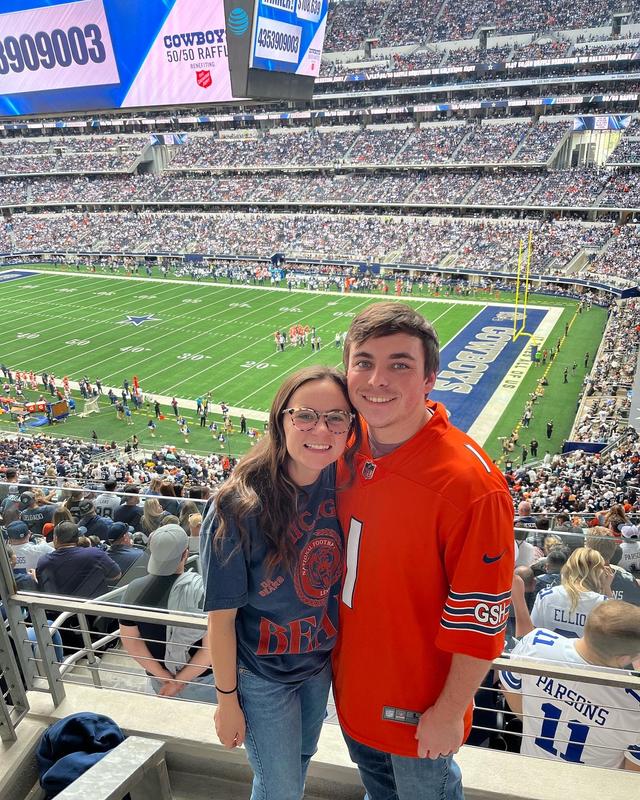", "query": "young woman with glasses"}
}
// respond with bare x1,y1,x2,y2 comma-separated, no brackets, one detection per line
201,365,360,800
